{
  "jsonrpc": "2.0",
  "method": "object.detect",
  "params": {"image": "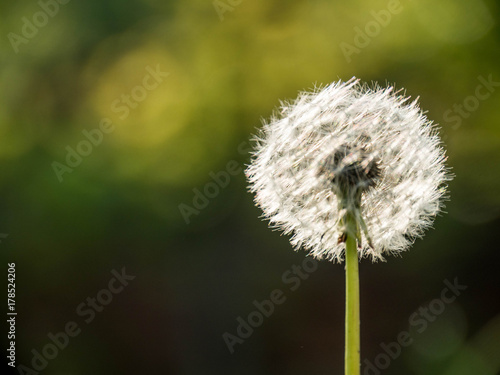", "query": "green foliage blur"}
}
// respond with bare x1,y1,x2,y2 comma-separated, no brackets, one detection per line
1,0,499,374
